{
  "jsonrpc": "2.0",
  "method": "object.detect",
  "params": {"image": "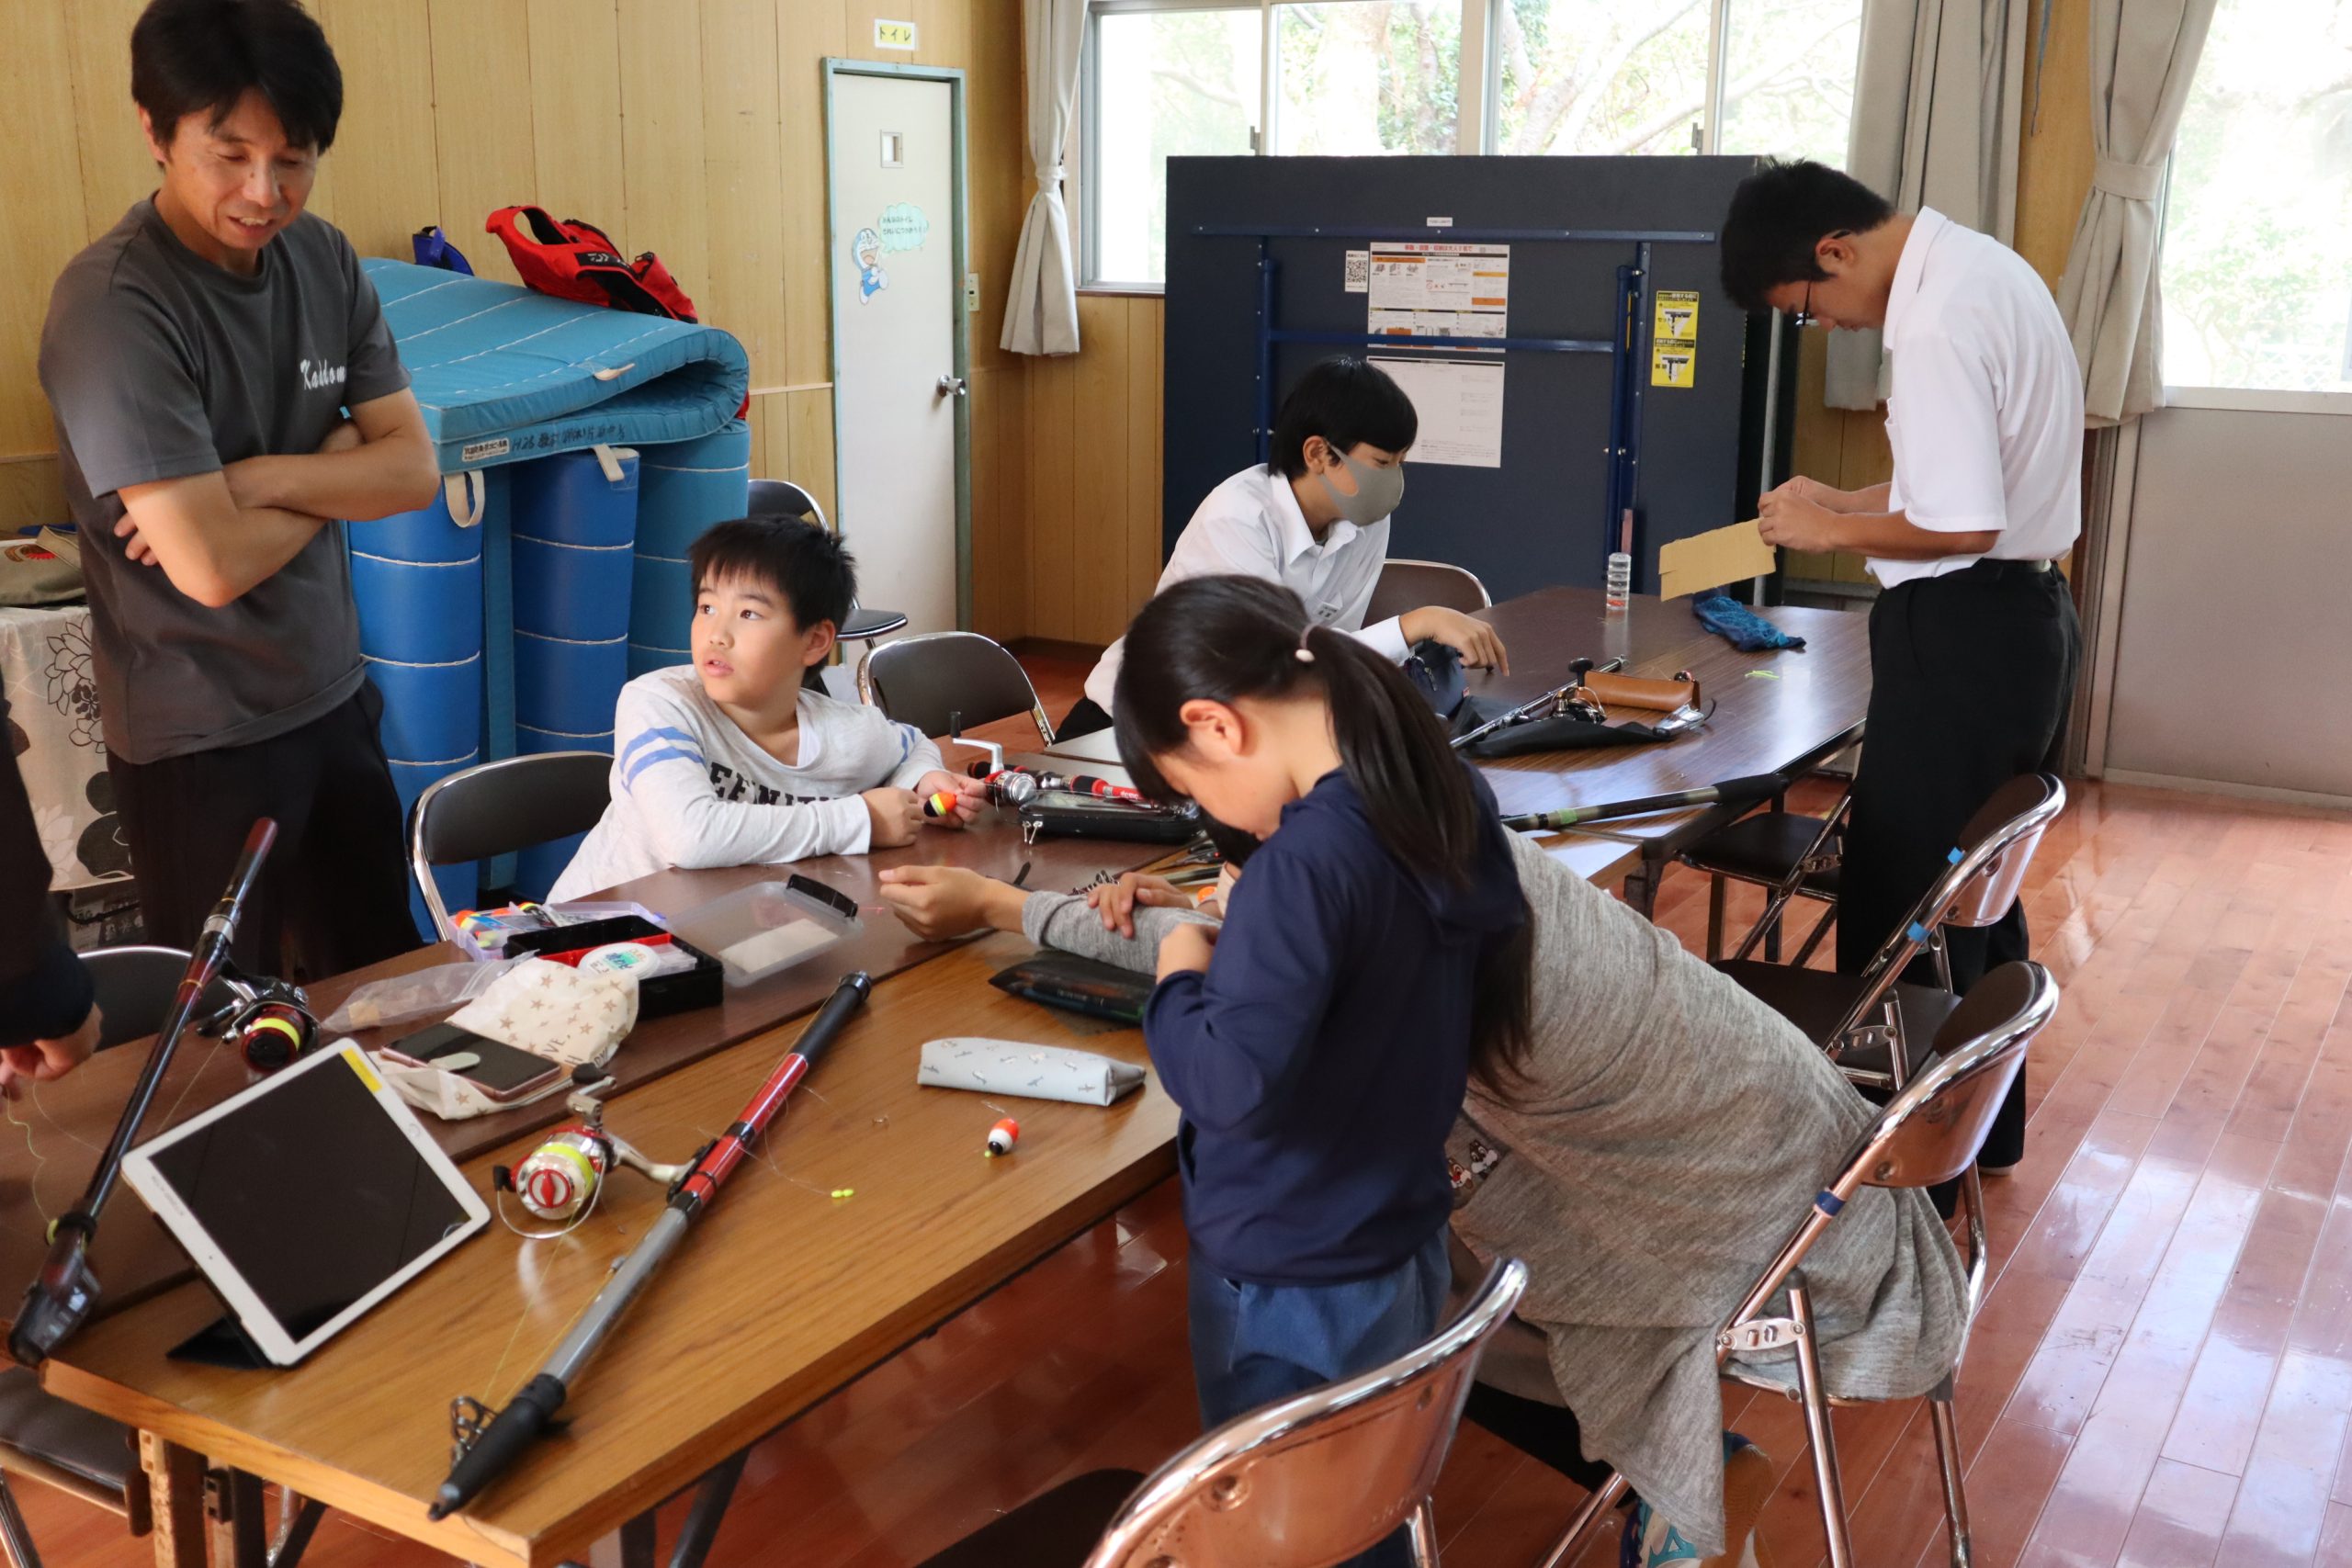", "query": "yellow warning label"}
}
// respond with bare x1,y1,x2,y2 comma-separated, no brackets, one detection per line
1652,290,1699,389
345,1044,383,1095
